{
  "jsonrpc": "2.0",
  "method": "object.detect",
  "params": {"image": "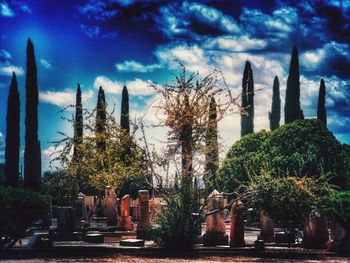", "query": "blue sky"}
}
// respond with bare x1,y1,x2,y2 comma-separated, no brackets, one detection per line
0,0,349,171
